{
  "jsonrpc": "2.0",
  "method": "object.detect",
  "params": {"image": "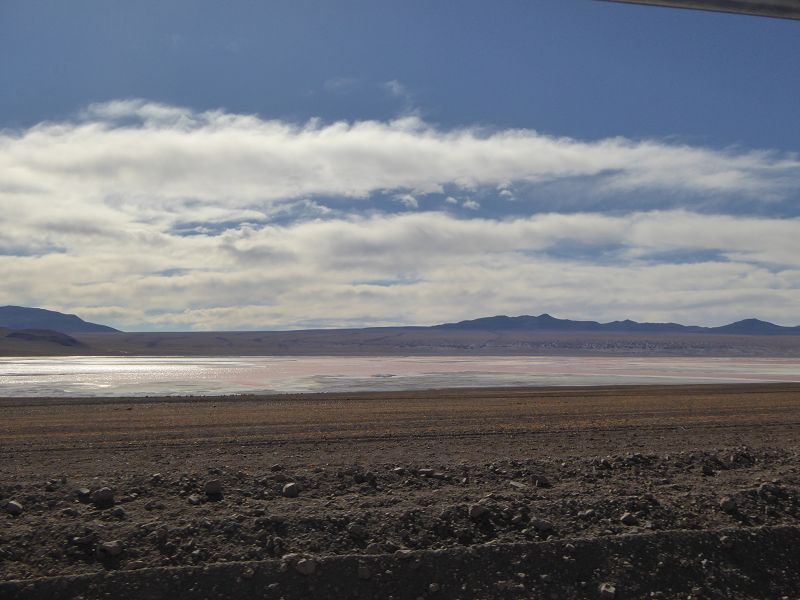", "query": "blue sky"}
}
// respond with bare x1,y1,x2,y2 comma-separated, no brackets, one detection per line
1,1,799,330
